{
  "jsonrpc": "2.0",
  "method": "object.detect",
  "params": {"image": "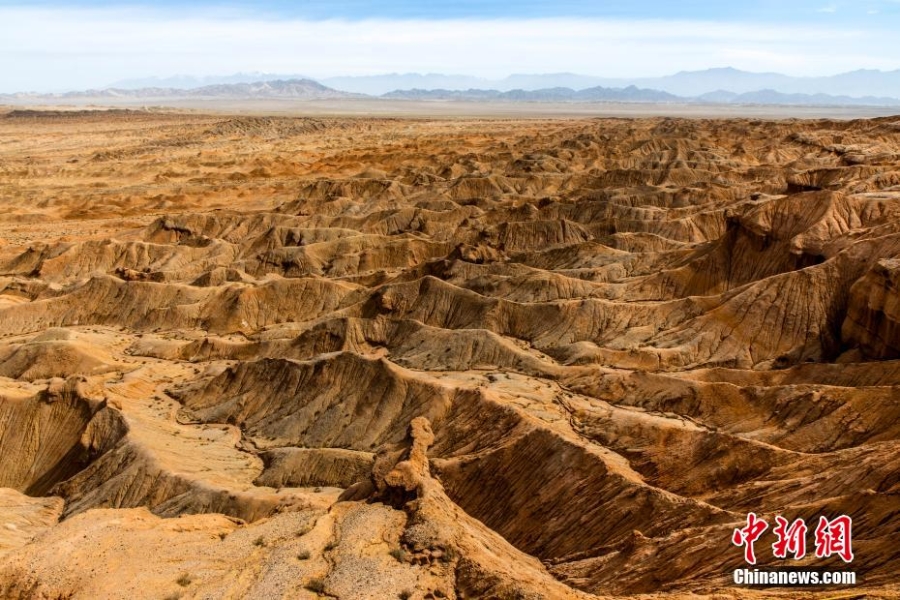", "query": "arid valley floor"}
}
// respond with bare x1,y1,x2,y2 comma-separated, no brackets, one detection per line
1,108,900,599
